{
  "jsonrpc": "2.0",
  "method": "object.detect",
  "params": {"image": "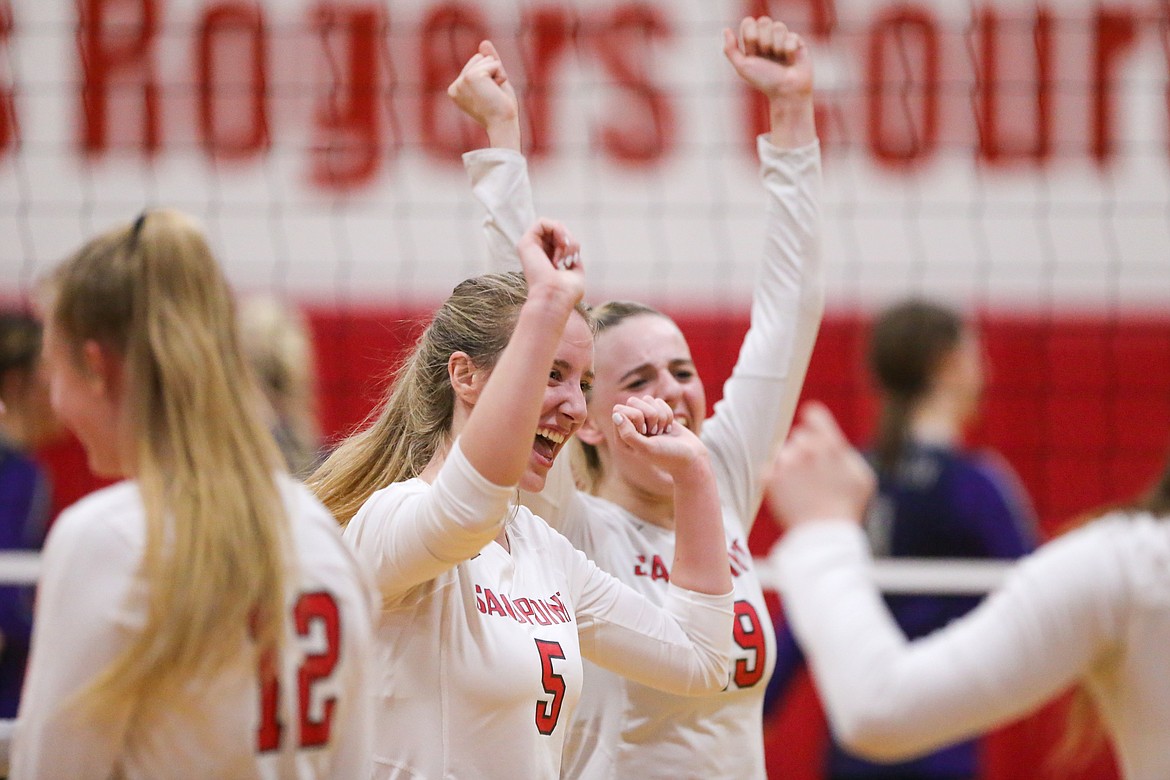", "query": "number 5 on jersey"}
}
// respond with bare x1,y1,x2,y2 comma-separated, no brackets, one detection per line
534,639,567,735
257,591,342,751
